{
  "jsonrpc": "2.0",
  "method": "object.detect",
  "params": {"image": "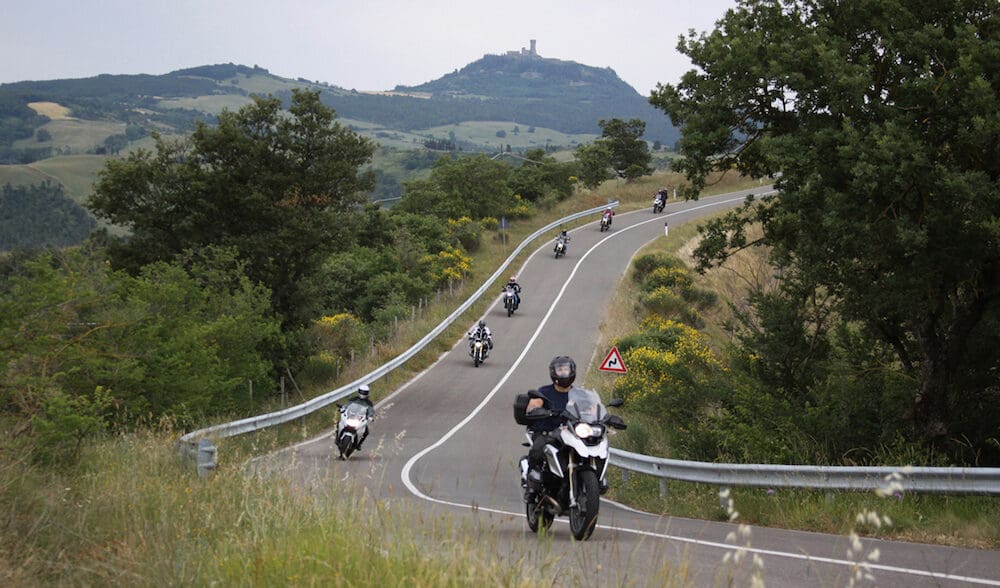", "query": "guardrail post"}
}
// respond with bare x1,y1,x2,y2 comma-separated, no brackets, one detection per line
655,464,668,497
196,439,217,477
